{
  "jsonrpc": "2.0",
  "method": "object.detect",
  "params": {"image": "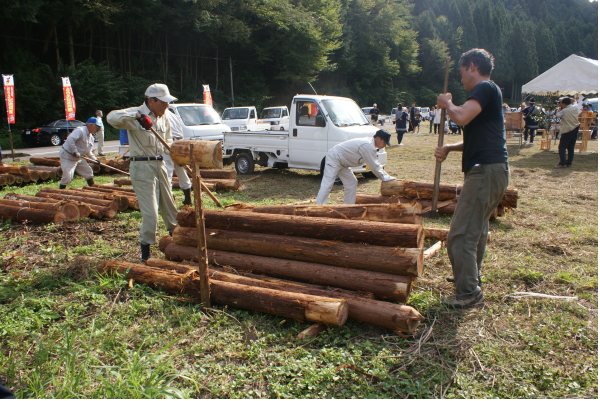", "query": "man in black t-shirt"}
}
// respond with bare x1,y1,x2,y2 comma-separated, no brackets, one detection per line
369,103,380,126
434,48,509,310
408,102,417,132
